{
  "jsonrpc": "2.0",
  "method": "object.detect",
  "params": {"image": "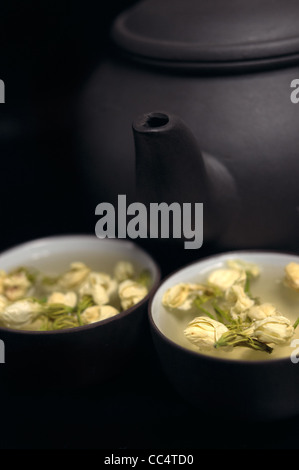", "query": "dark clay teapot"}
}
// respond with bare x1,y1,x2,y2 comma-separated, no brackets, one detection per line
79,0,299,250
